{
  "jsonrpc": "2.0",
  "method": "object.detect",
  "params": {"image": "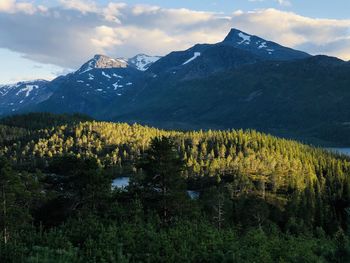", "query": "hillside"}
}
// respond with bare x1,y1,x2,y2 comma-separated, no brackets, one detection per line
108,55,350,146
1,113,350,261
